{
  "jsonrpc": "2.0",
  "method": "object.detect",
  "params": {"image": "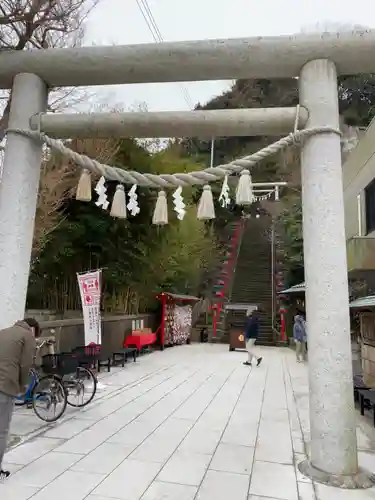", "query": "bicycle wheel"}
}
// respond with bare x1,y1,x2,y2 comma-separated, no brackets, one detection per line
65,366,97,407
31,375,67,422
